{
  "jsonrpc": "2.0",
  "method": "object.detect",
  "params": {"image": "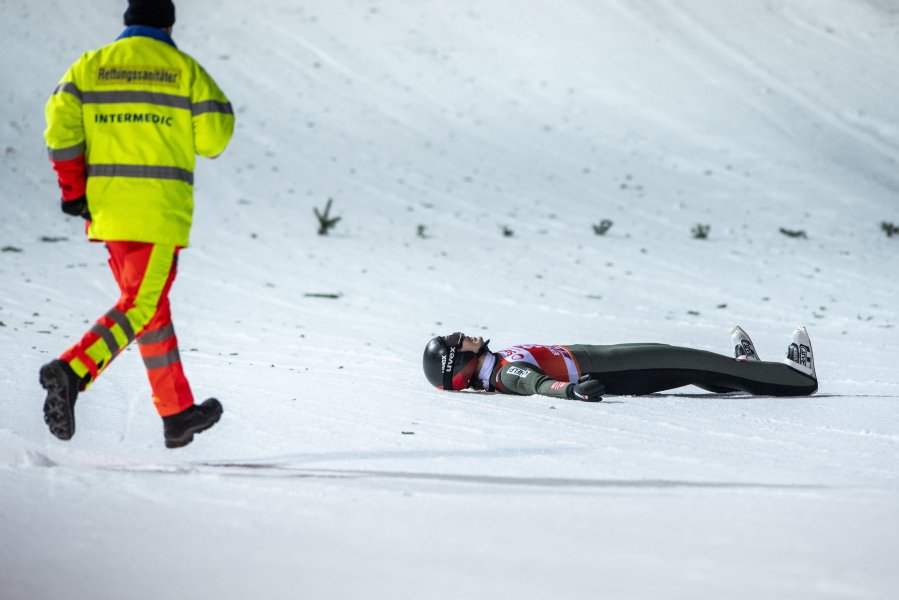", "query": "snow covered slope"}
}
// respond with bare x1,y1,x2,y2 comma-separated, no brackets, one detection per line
1,1,898,599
